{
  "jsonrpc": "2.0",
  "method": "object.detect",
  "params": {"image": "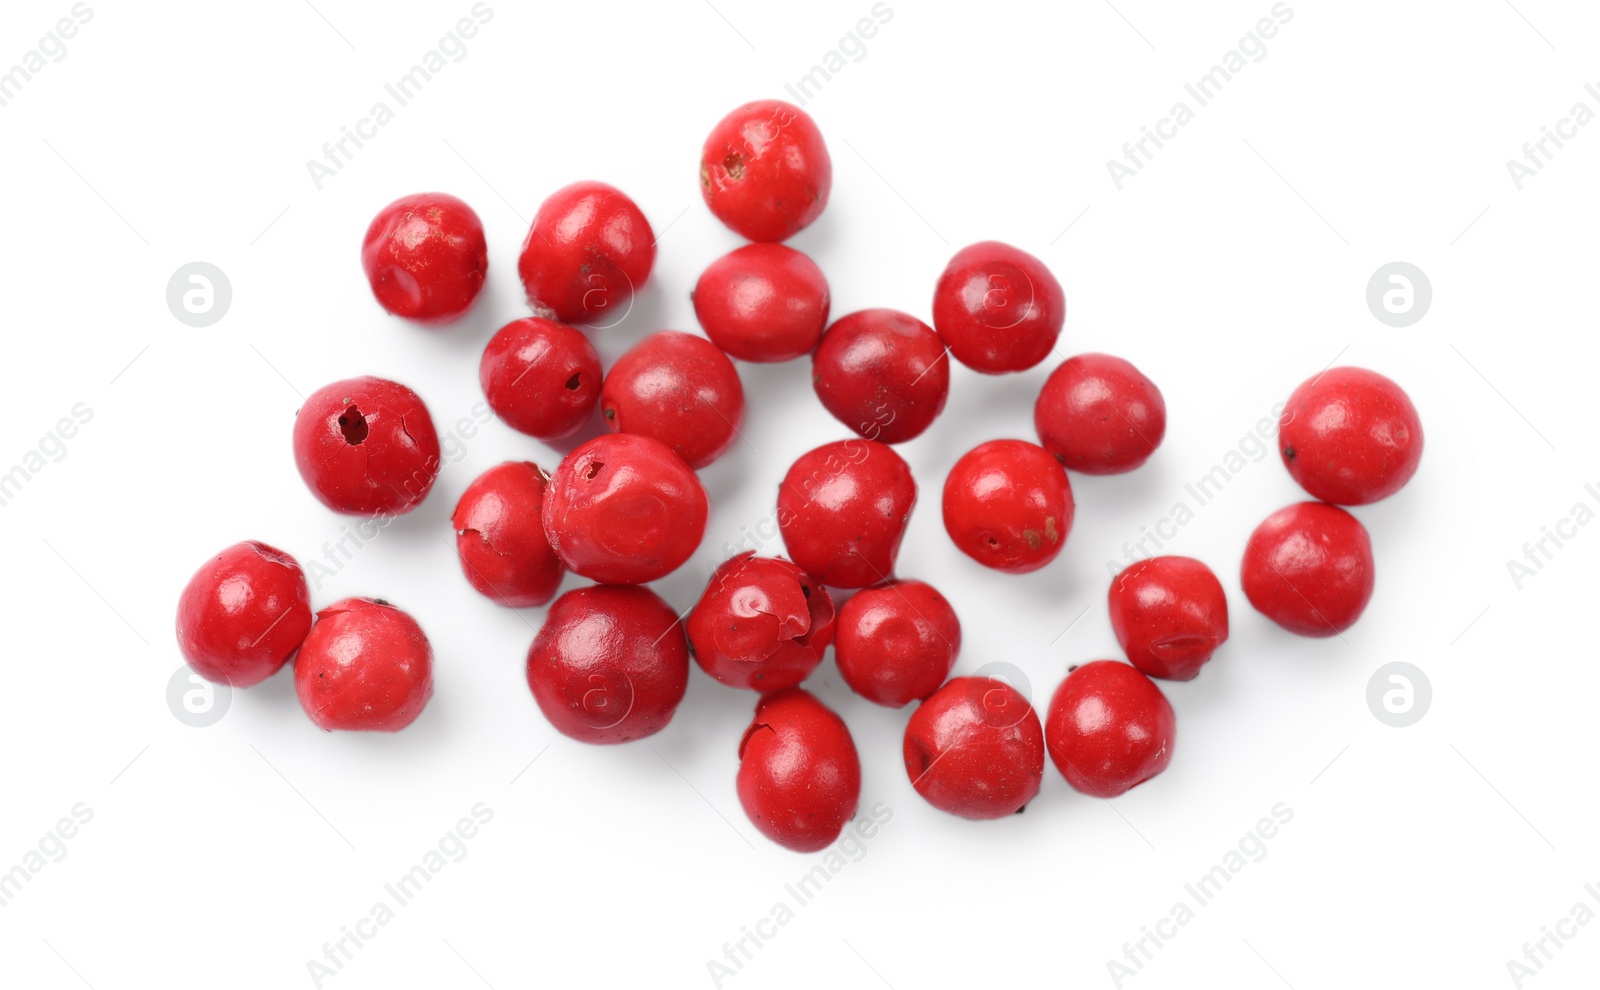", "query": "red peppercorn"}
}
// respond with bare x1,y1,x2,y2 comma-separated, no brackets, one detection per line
543,433,708,584
360,192,487,325
693,243,830,362
737,688,860,851
1241,501,1375,637
1108,556,1229,681
1279,366,1424,505
525,584,690,745
293,376,440,516
479,316,602,441
294,597,434,732
452,461,565,608
1035,353,1166,474
942,439,1073,573
1045,660,1176,797
811,308,950,444
903,676,1044,819
517,181,654,326
700,100,832,243
176,541,313,687
686,553,834,691
600,330,746,469
932,241,1065,374
777,439,917,588
834,579,960,707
